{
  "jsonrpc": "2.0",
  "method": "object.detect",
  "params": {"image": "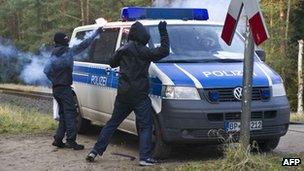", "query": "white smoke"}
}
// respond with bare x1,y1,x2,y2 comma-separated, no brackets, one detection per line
20,57,49,85
0,39,50,85
0,43,18,57
153,0,231,22
0,26,101,85
153,0,246,33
